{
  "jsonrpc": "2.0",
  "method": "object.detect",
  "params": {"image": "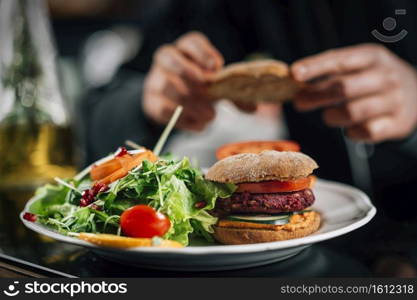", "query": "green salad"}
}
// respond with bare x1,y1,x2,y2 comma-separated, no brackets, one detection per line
26,156,236,246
